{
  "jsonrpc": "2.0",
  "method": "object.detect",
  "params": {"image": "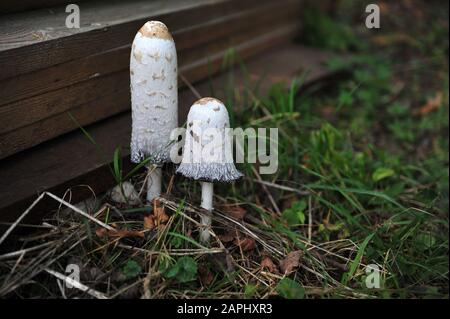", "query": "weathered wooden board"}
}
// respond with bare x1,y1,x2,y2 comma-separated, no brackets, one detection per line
0,22,301,159
0,84,130,158
179,24,301,88
0,0,95,14
0,0,301,109
0,0,290,80
0,44,343,225
0,70,128,135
